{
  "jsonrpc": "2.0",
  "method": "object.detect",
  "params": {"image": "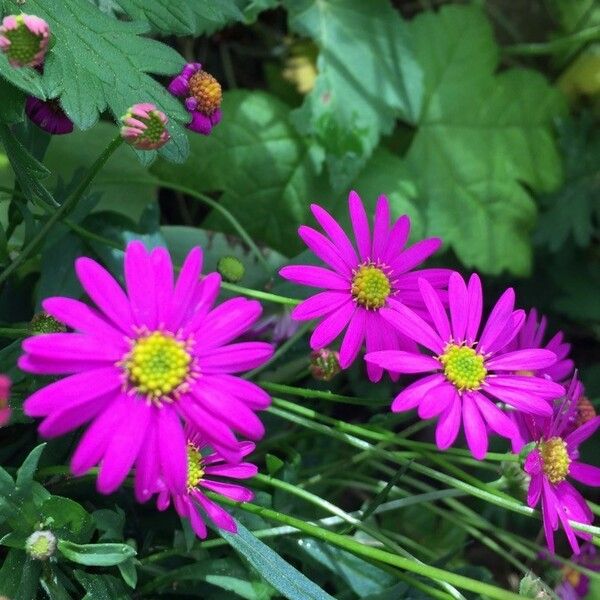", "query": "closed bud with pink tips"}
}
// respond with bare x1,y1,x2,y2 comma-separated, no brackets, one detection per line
120,103,170,150
0,13,49,68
